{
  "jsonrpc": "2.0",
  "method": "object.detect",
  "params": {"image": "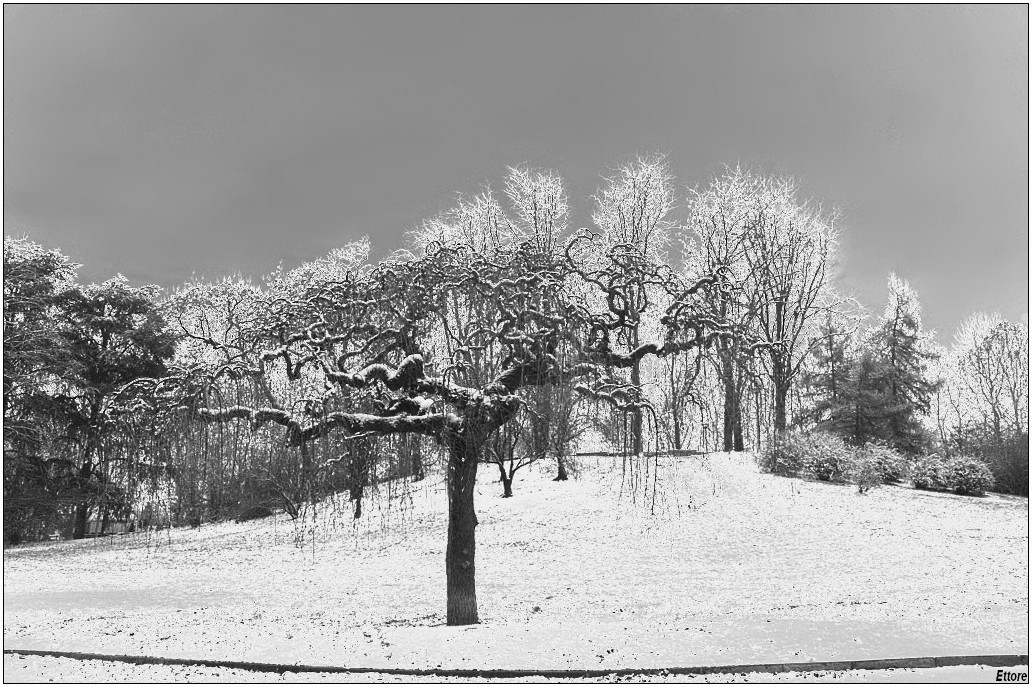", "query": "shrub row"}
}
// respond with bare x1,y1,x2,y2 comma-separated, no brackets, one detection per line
911,454,995,496
759,431,995,496
759,430,852,481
